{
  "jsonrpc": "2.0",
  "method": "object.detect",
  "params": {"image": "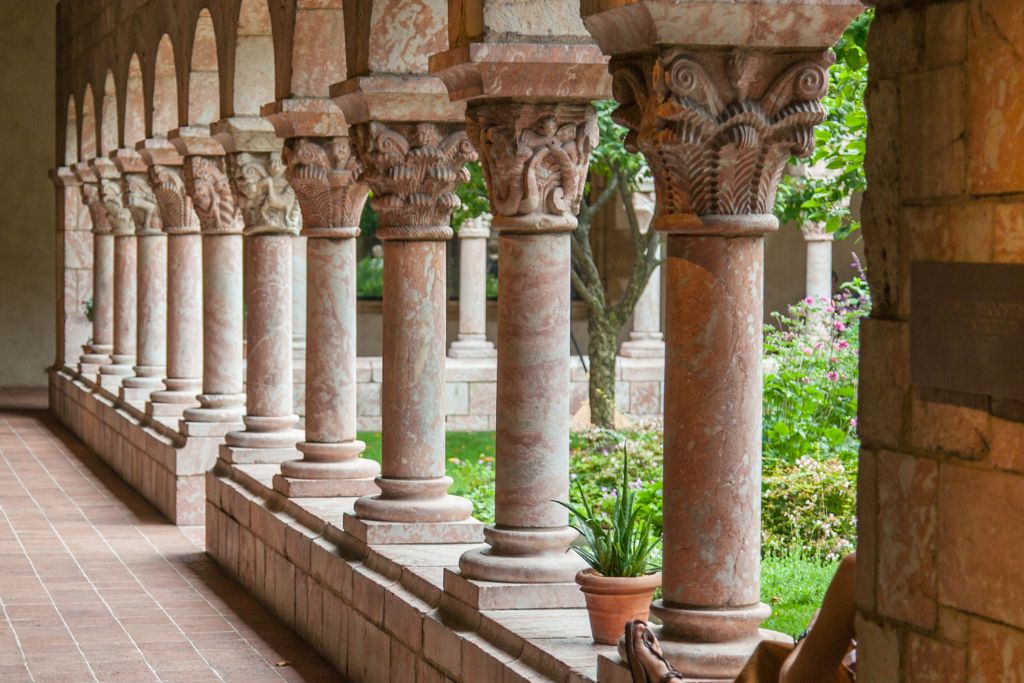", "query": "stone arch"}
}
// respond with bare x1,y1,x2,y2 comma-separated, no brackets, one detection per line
64,96,78,165
289,0,346,97
99,70,118,154
152,35,178,136
188,9,220,125
231,0,275,115
80,83,97,160
124,54,146,147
